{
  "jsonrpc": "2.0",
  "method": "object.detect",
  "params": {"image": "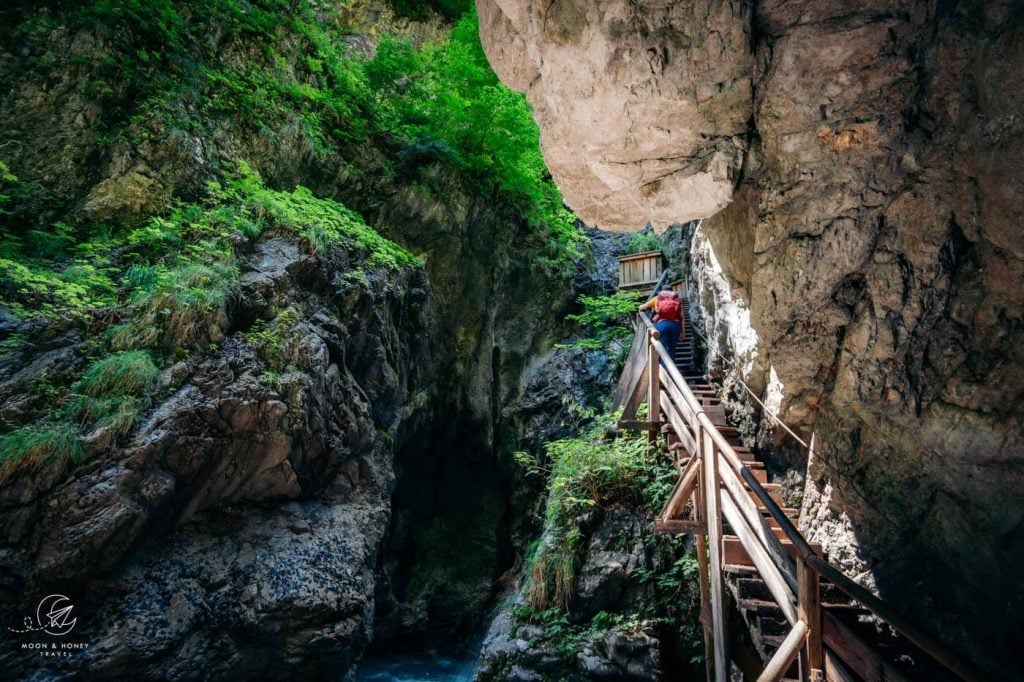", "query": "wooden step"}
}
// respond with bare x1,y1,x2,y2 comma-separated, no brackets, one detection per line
723,535,824,567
